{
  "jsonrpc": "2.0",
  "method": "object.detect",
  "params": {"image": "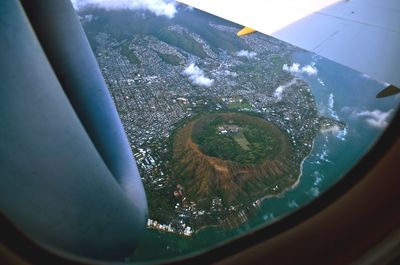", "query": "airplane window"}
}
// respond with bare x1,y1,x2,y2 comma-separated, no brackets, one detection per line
75,2,400,263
